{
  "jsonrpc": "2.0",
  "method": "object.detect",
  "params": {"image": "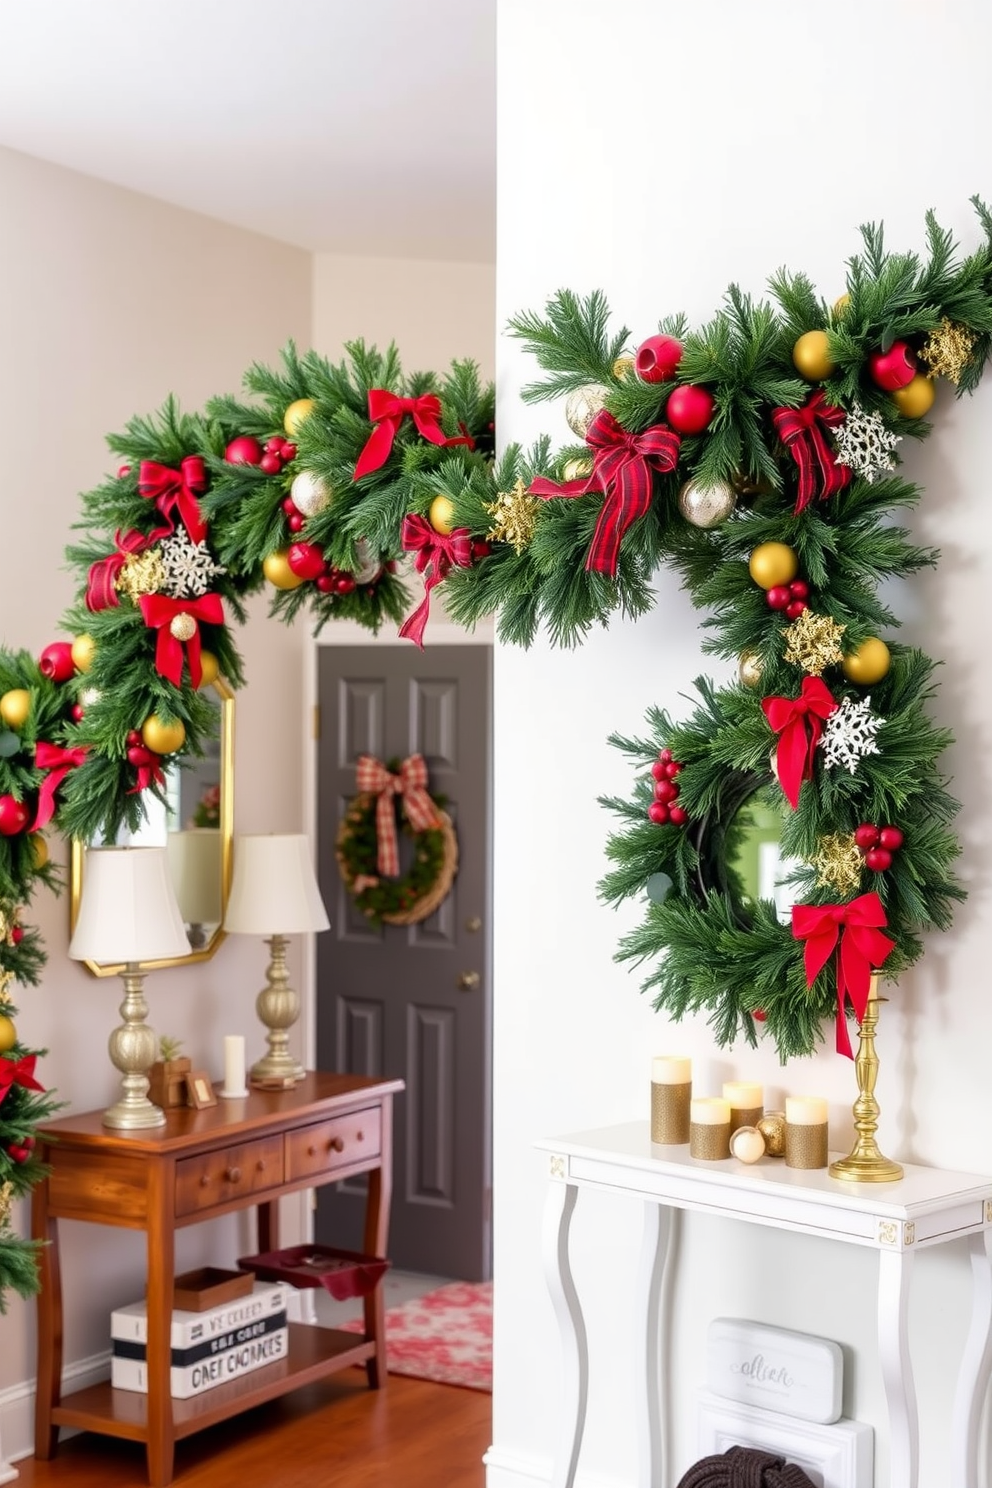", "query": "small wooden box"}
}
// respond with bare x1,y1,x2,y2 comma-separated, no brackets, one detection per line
148,1058,192,1110
170,1268,255,1312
